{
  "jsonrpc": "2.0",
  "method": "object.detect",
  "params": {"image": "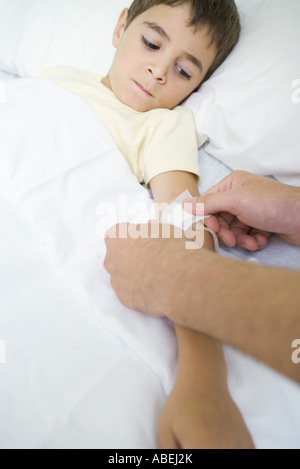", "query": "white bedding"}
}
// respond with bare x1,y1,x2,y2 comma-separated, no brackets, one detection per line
1,73,300,449
0,70,17,80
